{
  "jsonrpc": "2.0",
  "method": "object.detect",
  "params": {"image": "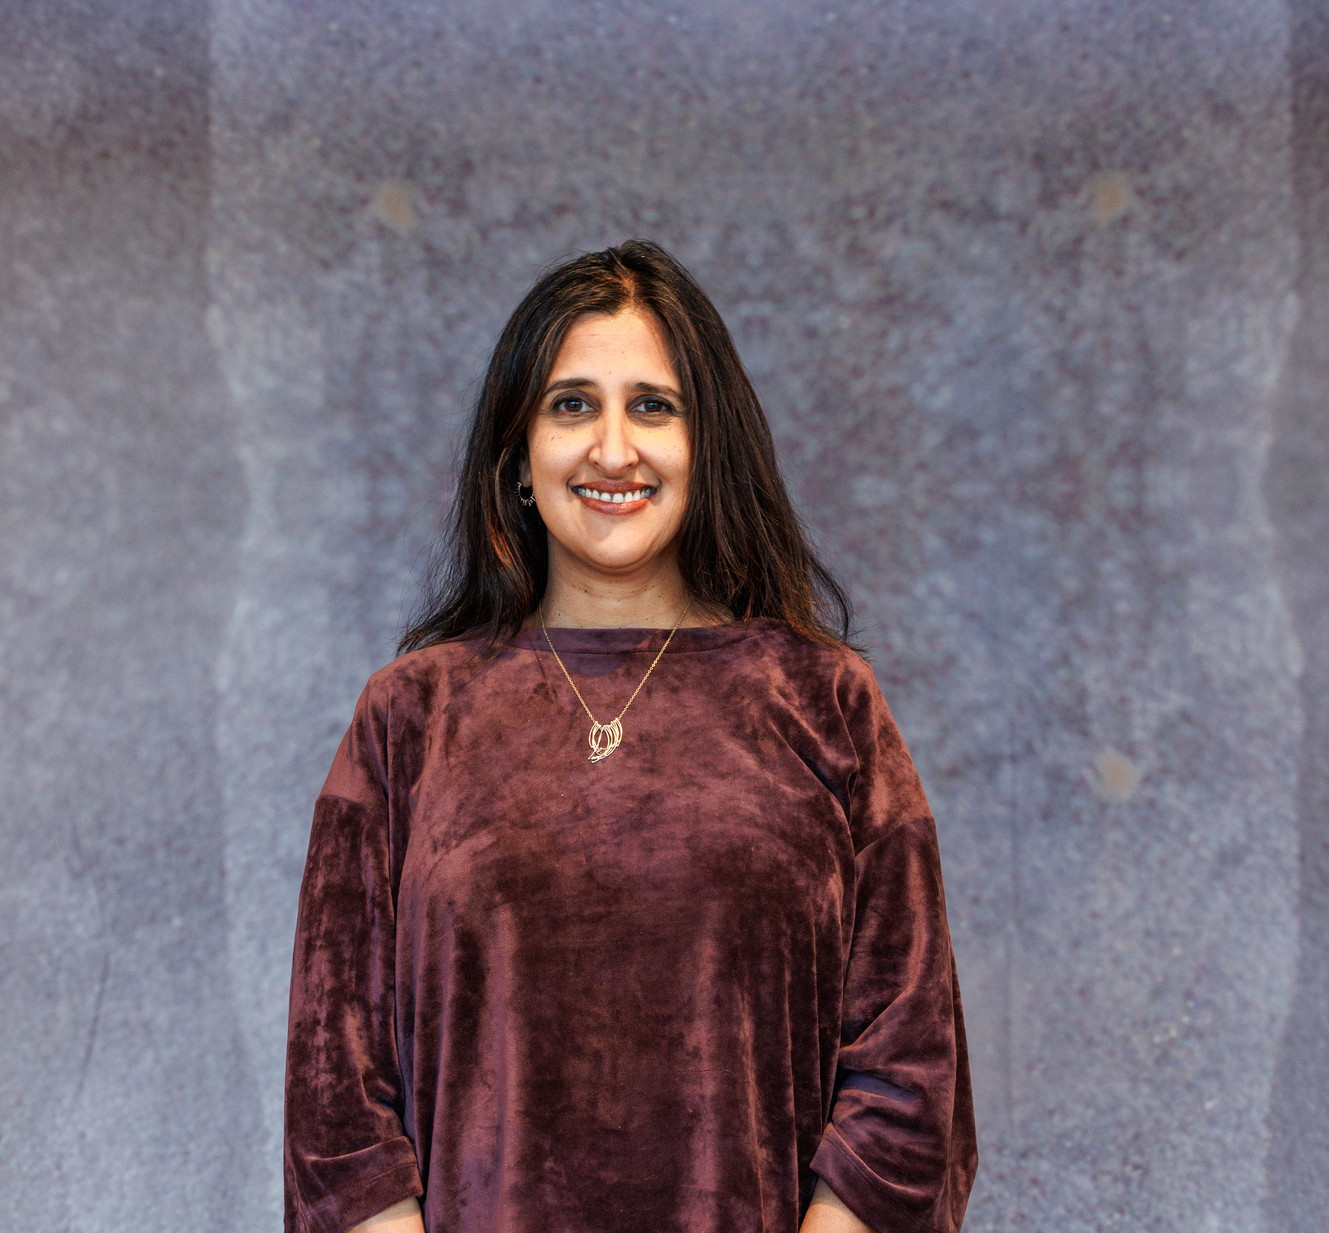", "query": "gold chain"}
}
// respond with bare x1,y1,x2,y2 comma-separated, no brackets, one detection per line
539,597,692,762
